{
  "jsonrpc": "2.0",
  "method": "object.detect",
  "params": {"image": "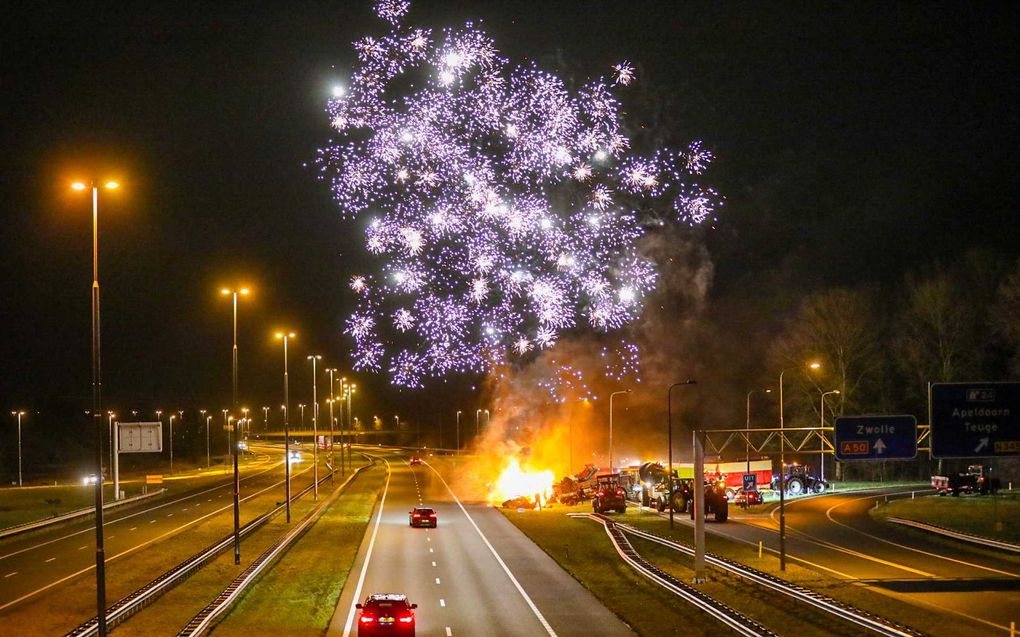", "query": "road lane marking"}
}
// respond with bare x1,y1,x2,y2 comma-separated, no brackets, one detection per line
435,577,441,584
44,558,55,563
432,561,436,567
77,545,88,551
824,495,1020,578
427,463,558,637
342,459,391,637
4,572,16,578
129,527,137,531
150,520,156,524
446,628,452,636
429,548,433,553
440,598,445,607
